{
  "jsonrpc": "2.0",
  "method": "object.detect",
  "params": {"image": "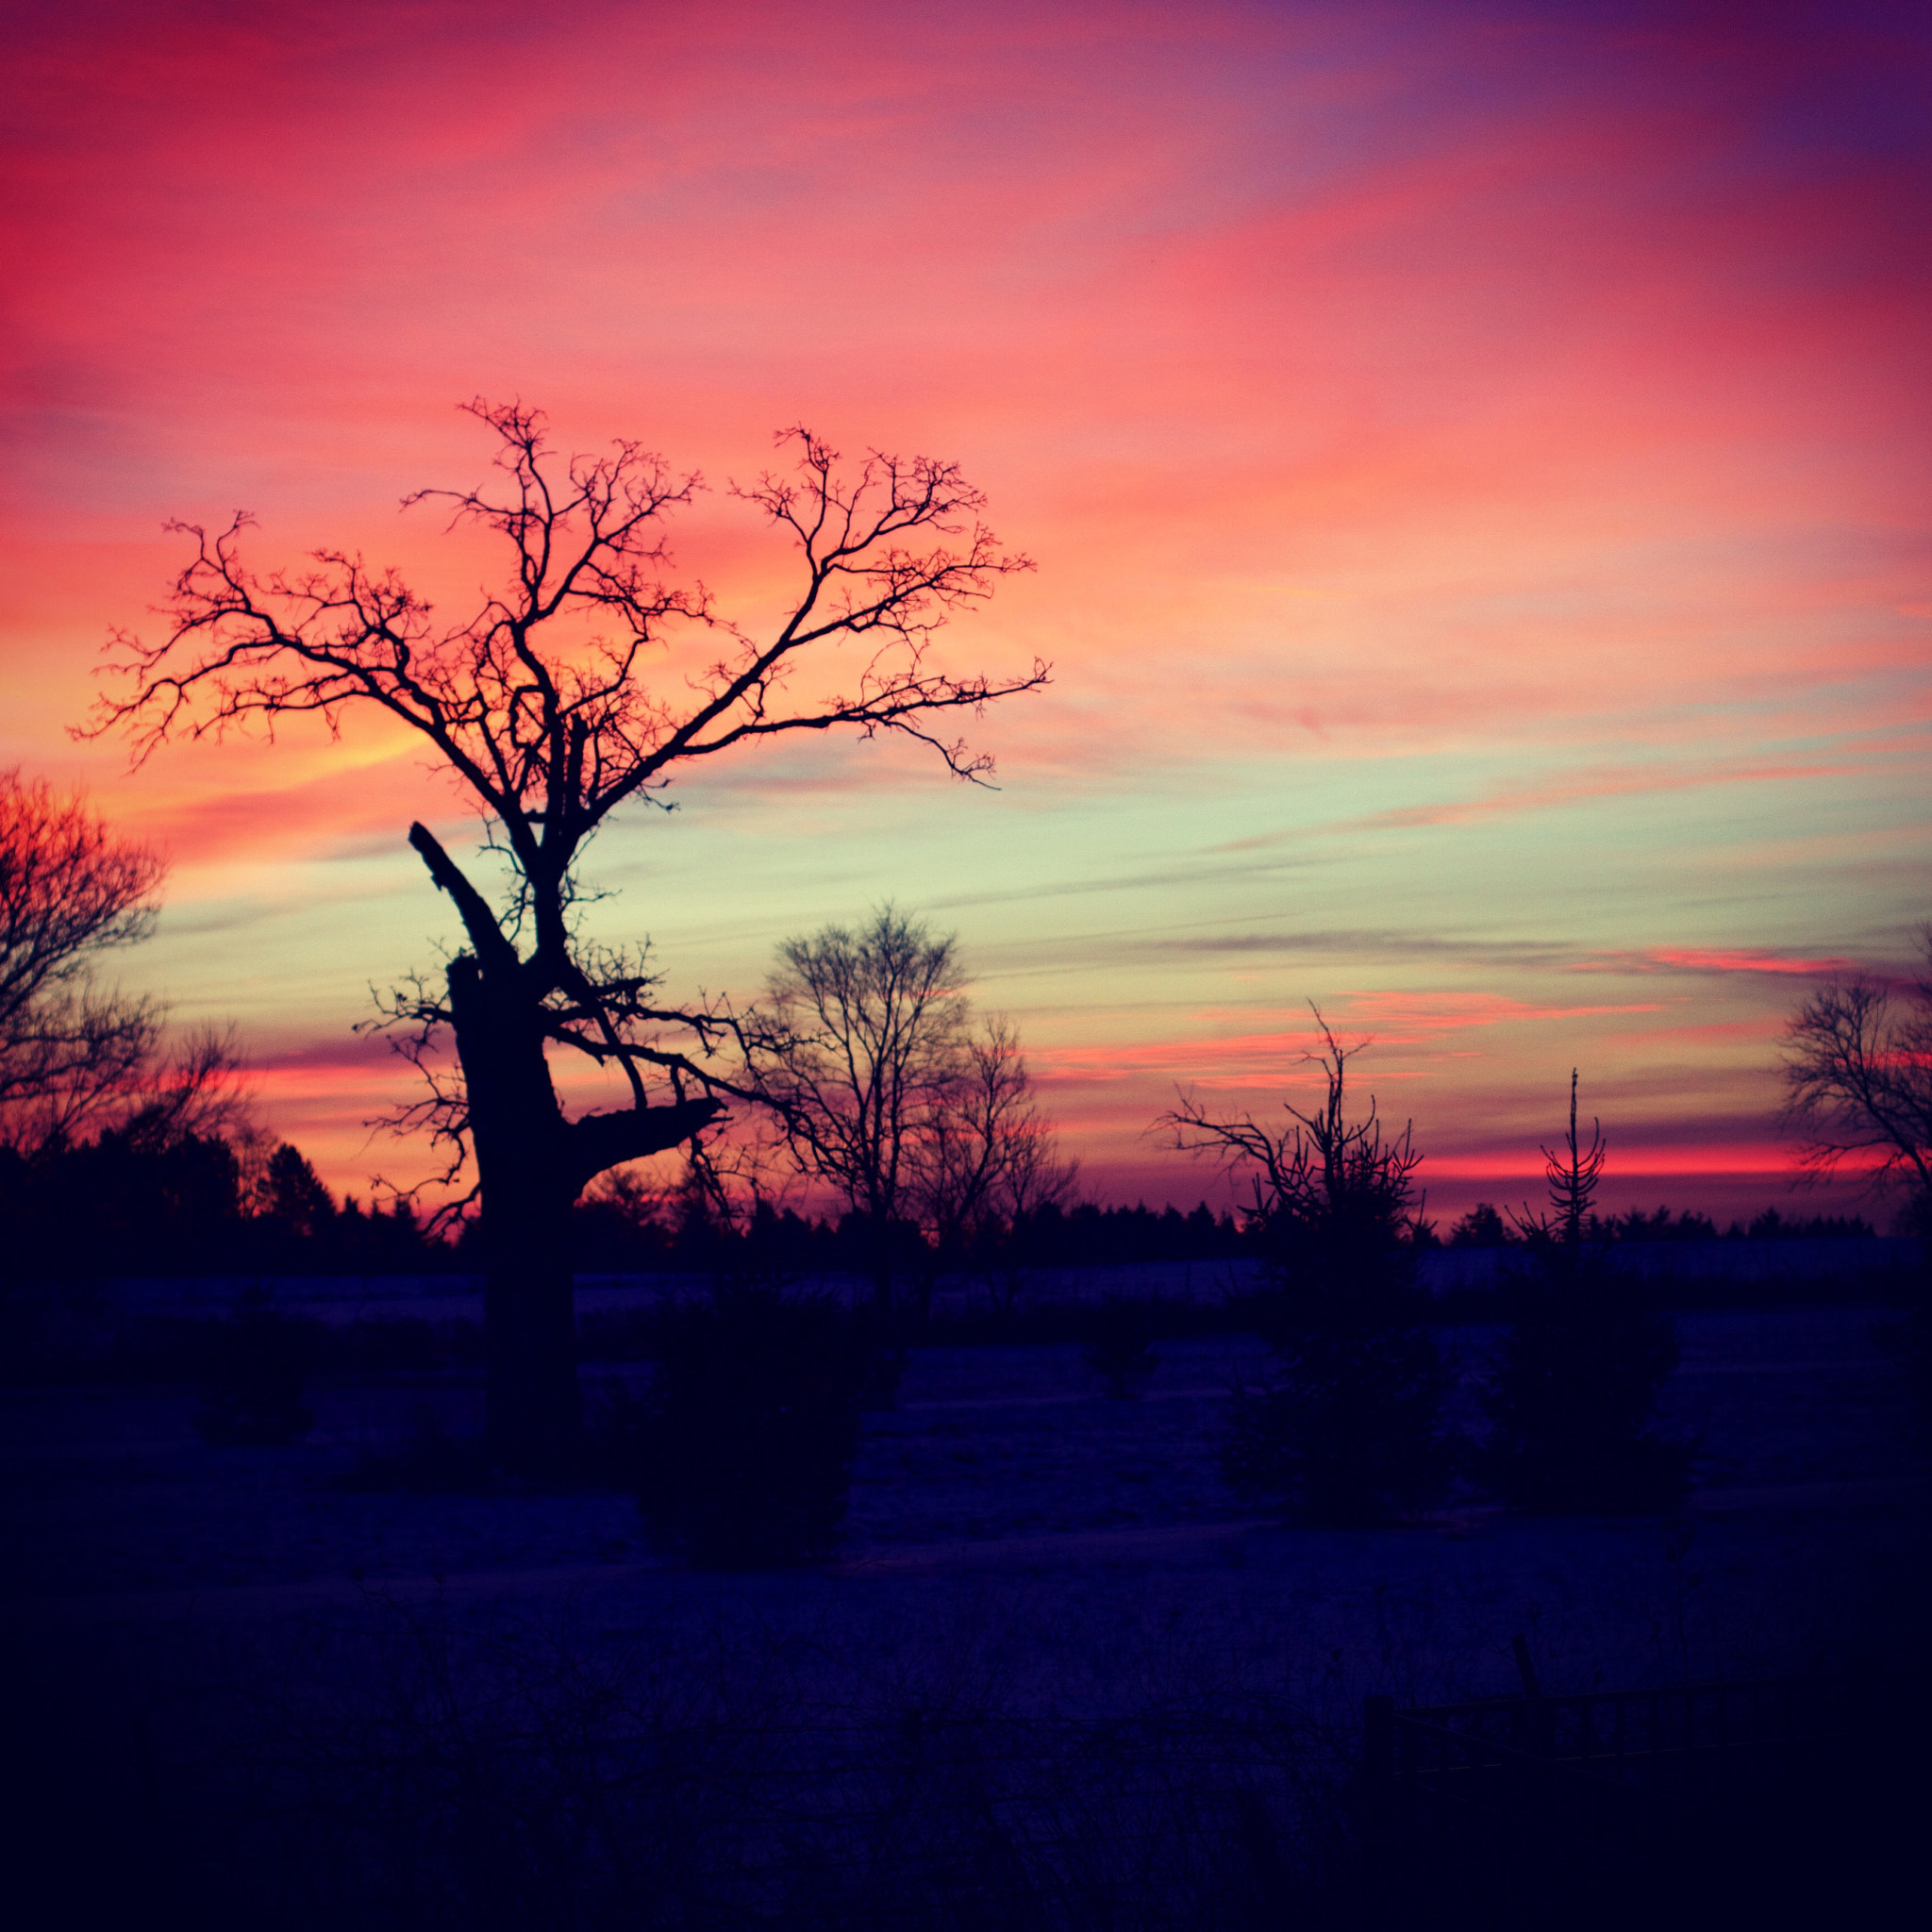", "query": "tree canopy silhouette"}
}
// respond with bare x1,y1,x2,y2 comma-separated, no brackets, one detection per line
1780,935,1932,1200
1482,1073,1690,1513
0,769,165,1146
744,906,1071,1317
89,401,1044,1472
